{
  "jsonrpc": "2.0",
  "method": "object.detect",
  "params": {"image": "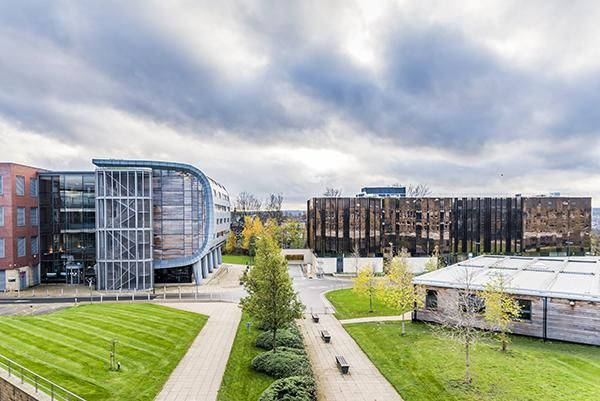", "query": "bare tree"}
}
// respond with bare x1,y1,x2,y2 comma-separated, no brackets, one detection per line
428,267,487,384
323,187,343,197
265,193,284,223
407,184,432,197
236,191,262,213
